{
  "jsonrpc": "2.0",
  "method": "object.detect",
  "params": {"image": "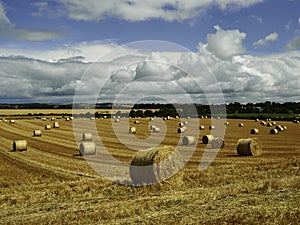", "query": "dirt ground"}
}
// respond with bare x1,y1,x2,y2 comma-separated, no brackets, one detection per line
0,117,299,224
